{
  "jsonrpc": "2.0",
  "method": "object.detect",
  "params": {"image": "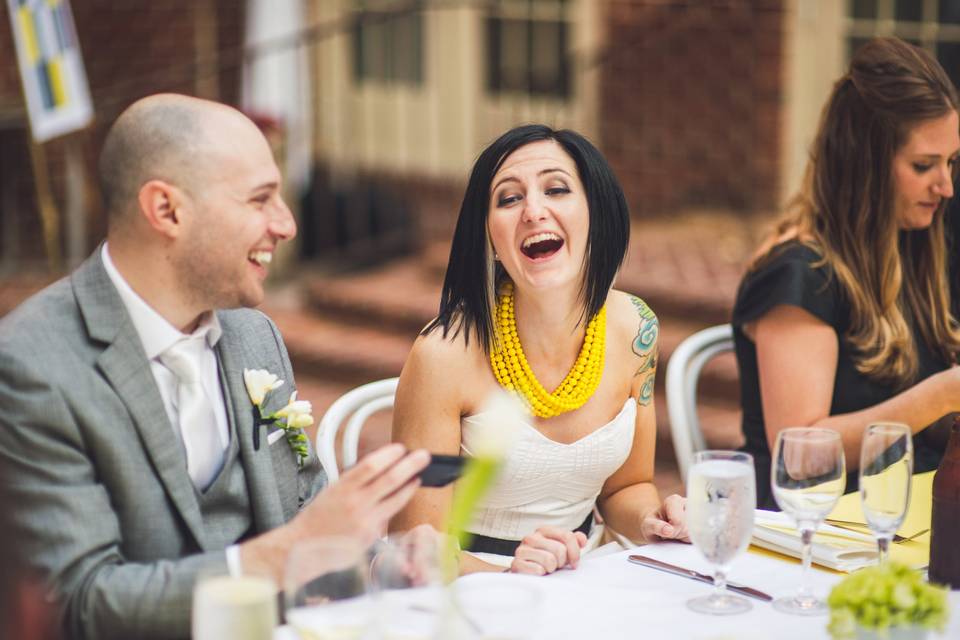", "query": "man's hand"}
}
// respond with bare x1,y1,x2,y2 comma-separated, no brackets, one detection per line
640,494,689,542
292,444,430,544
241,443,429,581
